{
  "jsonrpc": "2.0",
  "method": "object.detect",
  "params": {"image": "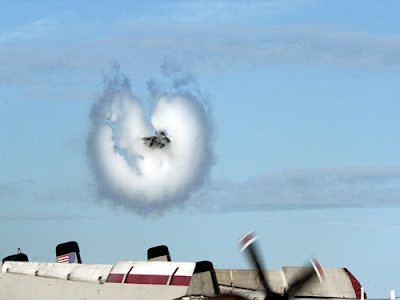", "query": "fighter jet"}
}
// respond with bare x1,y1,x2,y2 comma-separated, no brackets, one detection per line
143,131,171,148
